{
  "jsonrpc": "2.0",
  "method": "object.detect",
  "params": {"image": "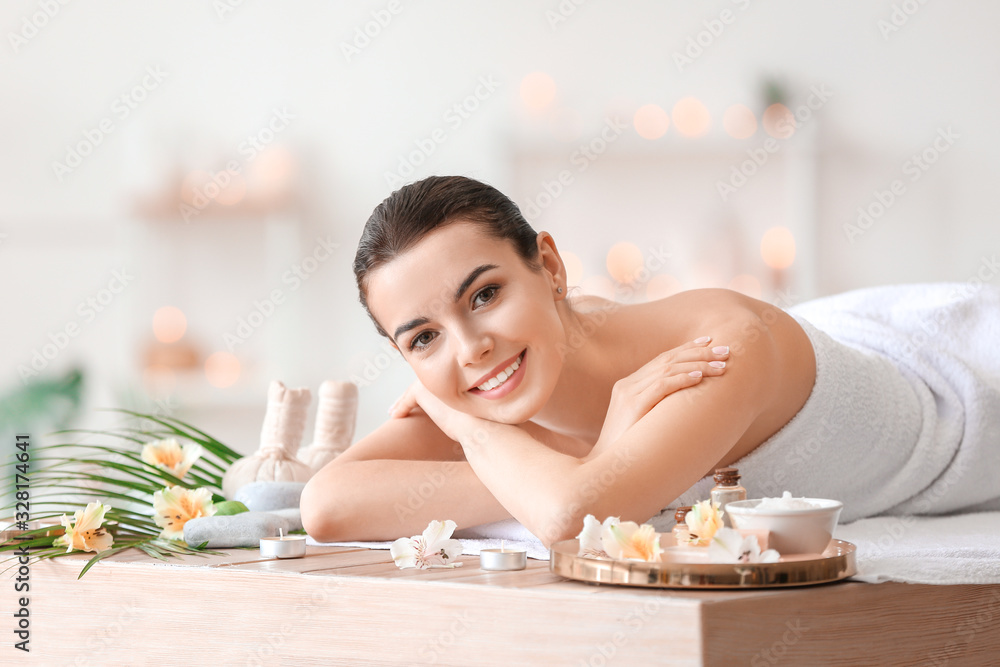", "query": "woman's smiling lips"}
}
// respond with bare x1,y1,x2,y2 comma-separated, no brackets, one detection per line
467,349,527,400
